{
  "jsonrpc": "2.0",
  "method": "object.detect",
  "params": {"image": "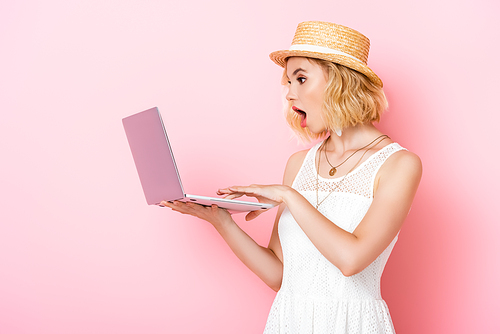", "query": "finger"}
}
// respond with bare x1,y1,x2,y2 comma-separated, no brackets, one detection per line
234,185,265,195
218,189,245,197
217,188,231,195
183,201,212,213
167,201,192,213
228,186,247,192
161,201,179,209
211,204,220,213
164,201,202,214
227,188,256,197
245,209,266,221
223,193,244,200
